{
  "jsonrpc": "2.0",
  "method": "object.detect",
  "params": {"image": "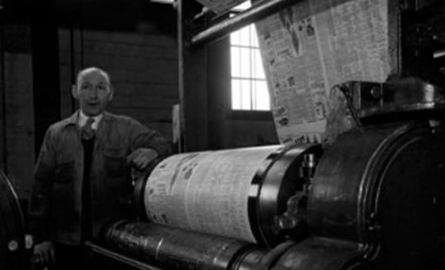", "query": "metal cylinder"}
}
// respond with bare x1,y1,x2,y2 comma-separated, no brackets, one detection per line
138,144,322,246
269,237,364,270
309,121,445,268
102,221,267,270
0,171,26,270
